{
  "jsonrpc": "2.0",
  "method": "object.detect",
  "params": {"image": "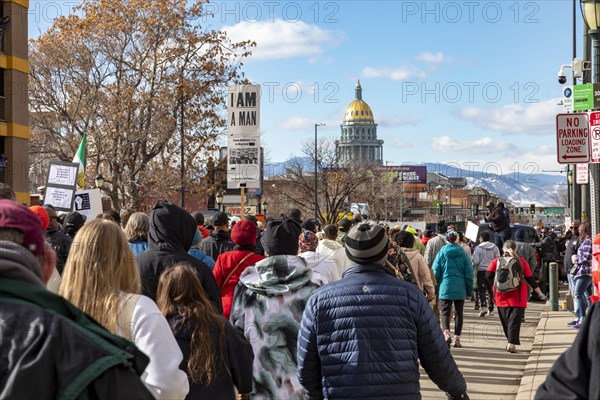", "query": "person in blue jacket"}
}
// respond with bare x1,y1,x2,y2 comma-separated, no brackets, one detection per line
298,221,469,400
433,231,474,349
188,229,215,269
